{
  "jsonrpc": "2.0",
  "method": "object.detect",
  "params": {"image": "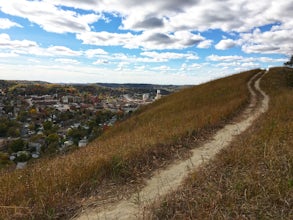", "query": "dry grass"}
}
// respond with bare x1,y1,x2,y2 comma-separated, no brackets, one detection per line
152,67,293,219
0,69,258,219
